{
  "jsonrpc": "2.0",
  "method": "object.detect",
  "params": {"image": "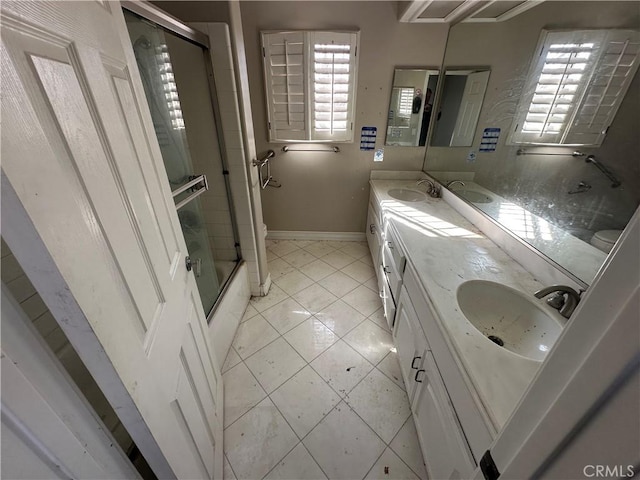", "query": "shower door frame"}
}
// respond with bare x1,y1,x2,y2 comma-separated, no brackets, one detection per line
122,1,244,320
